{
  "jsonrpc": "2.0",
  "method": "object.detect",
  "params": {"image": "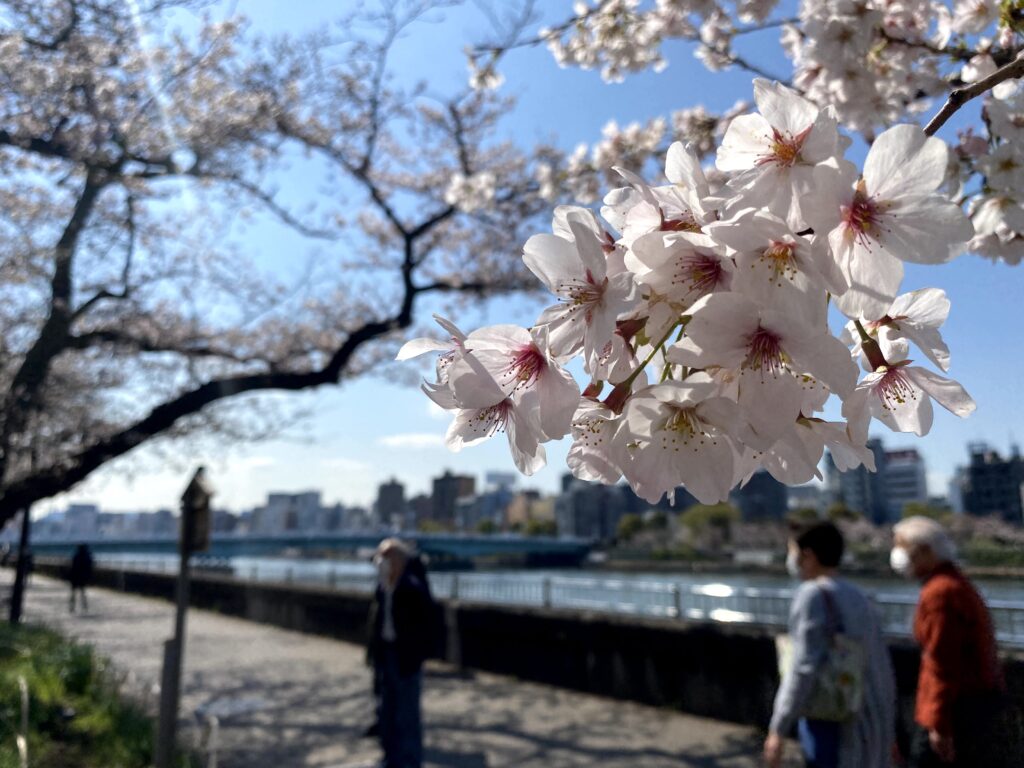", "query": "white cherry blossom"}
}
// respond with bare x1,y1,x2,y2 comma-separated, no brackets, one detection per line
707,209,841,325
668,292,857,446
447,325,581,441
525,211,637,362
843,288,953,372
808,124,974,320
446,397,547,476
567,399,622,484
716,79,848,229
842,339,976,437
612,376,742,505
